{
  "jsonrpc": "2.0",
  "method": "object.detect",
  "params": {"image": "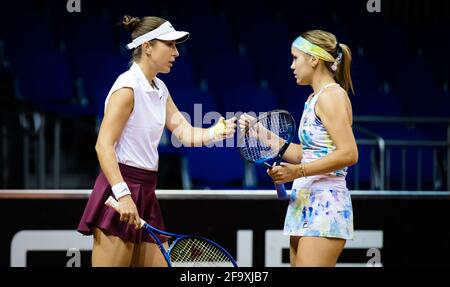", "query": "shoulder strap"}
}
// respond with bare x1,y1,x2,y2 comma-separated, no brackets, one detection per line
311,83,338,105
